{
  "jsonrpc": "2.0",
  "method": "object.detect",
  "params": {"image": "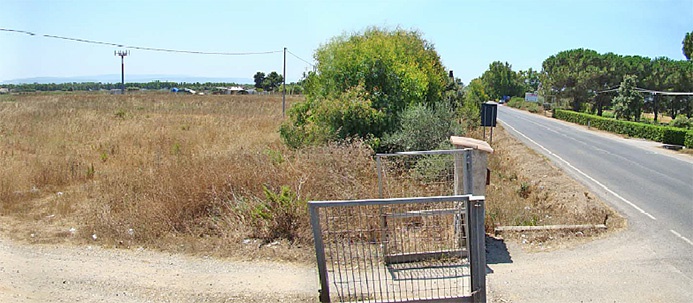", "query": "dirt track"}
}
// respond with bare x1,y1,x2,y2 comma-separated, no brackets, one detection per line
0,238,317,302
